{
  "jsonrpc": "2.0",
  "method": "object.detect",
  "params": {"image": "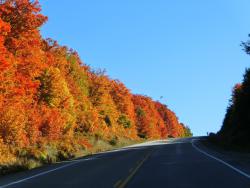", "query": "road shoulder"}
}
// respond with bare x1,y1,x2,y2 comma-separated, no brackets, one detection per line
195,138,250,177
